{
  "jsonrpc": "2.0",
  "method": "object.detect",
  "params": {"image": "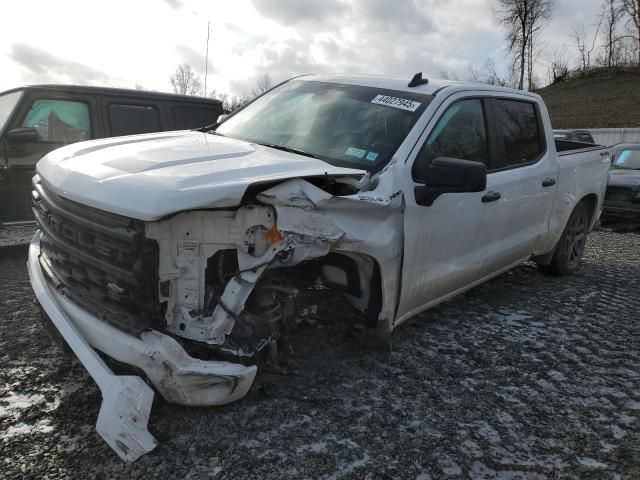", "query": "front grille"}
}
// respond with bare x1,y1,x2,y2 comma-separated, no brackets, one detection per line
32,177,160,334
605,186,634,202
